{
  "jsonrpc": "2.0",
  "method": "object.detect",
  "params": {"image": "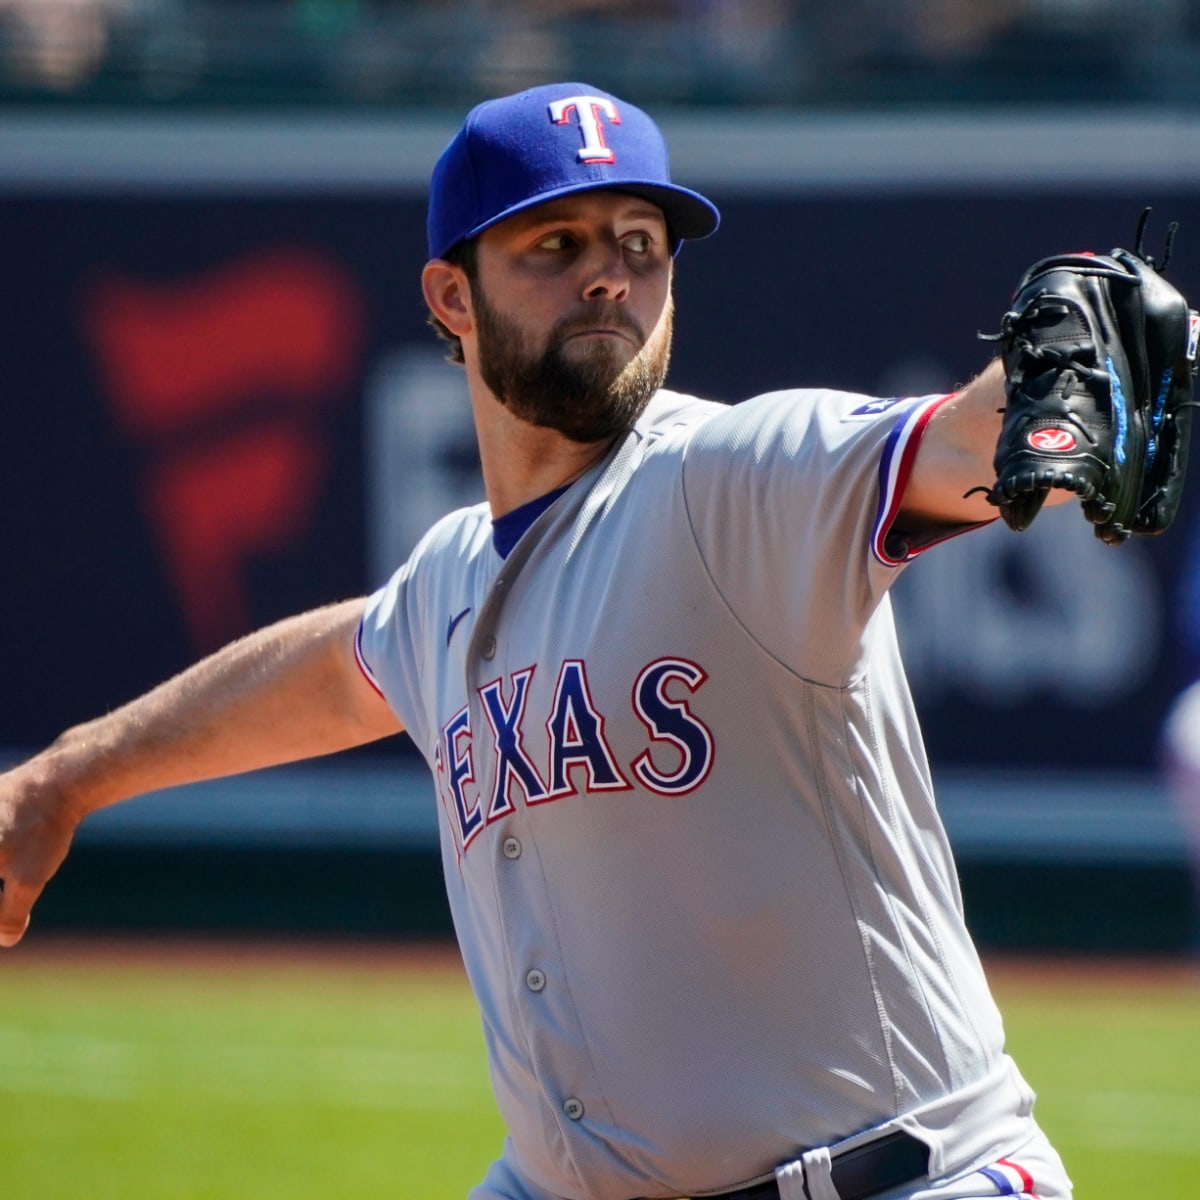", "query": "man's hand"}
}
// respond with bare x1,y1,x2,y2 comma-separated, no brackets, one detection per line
0,760,82,946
